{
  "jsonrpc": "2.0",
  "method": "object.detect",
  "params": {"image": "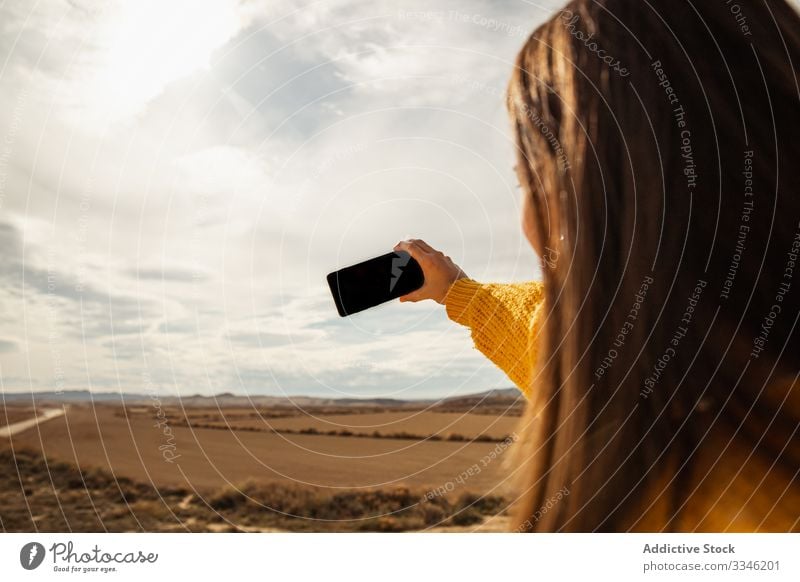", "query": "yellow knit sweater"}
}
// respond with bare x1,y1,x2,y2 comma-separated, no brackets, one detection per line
444,278,800,532
443,277,545,399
